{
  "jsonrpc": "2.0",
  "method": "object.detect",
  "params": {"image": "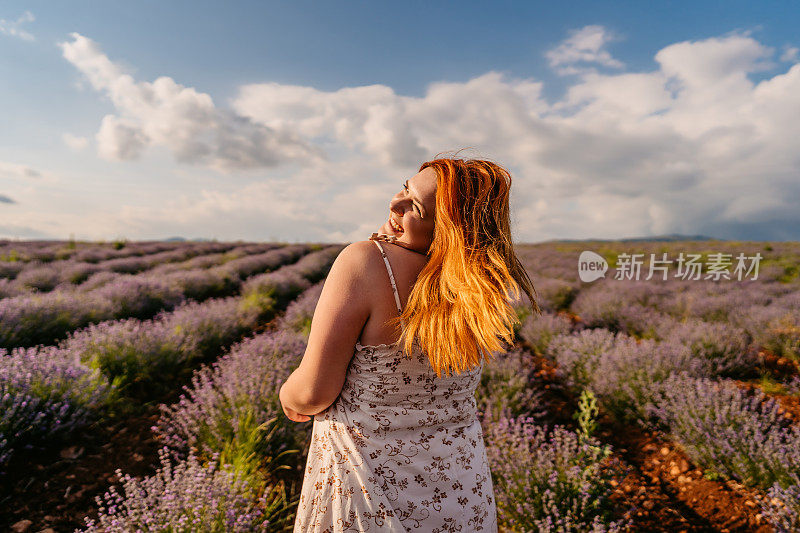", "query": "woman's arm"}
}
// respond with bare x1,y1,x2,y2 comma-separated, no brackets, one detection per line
279,242,373,419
